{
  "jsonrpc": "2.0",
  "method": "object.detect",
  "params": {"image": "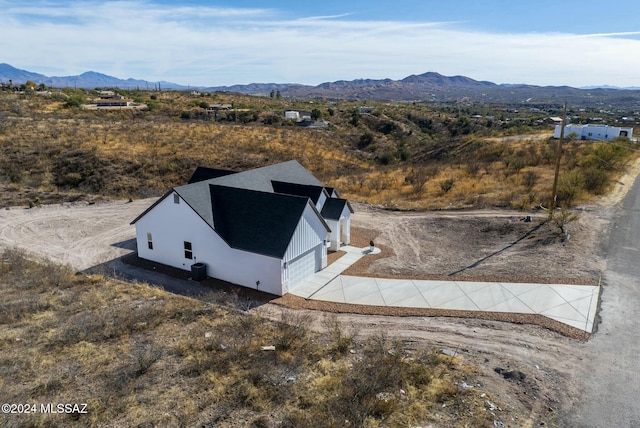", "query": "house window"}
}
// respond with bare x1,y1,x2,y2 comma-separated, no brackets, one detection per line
147,232,153,250
184,241,193,259
174,194,180,204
